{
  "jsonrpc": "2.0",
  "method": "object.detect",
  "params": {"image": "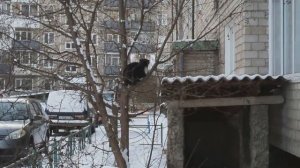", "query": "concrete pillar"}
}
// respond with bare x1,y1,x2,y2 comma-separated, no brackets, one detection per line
249,105,269,168
167,104,184,168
